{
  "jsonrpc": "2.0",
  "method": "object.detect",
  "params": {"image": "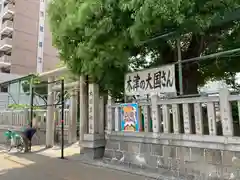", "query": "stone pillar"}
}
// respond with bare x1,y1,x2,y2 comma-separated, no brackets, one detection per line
24,108,29,125
194,103,204,135
80,83,105,159
162,104,170,133
79,76,88,144
183,103,192,134
143,105,151,132
46,76,54,148
88,83,99,134
68,89,77,143
151,94,161,133
98,96,104,134
114,106,121,131
172,104,180,134
53,105,59,143
107,93,114,133
219,88,233,136
207,102,217,135
52,93,57,143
